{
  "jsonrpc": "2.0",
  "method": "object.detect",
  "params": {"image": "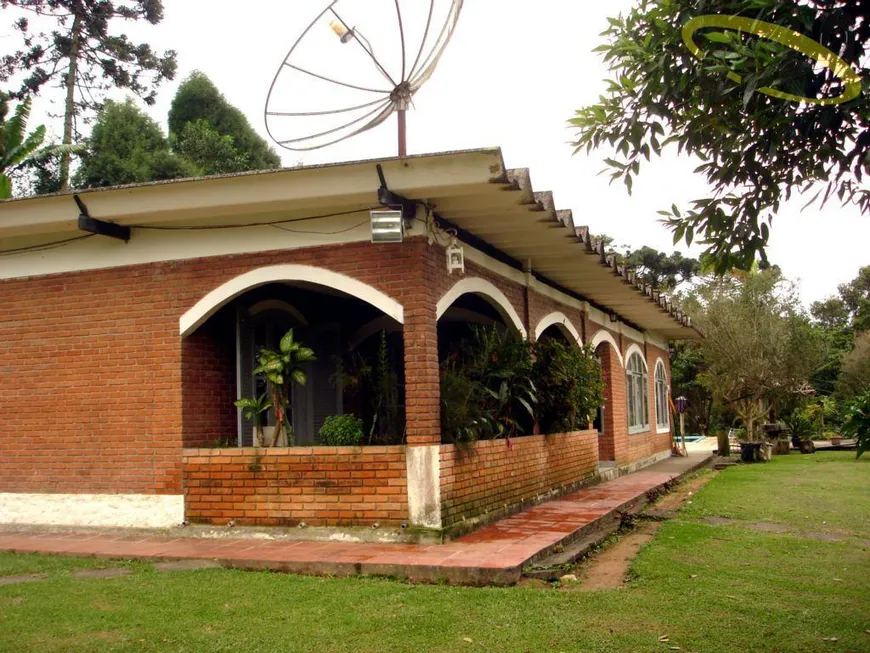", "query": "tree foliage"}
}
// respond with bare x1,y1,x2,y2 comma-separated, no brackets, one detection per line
532,338,604,435
174,119,249,176
0,0,178,188
679,268,825,440
74,99,196,188
168,72,280,171
571,0,869,272
0,95,76,197
811,266,870,396
622,246,701,292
